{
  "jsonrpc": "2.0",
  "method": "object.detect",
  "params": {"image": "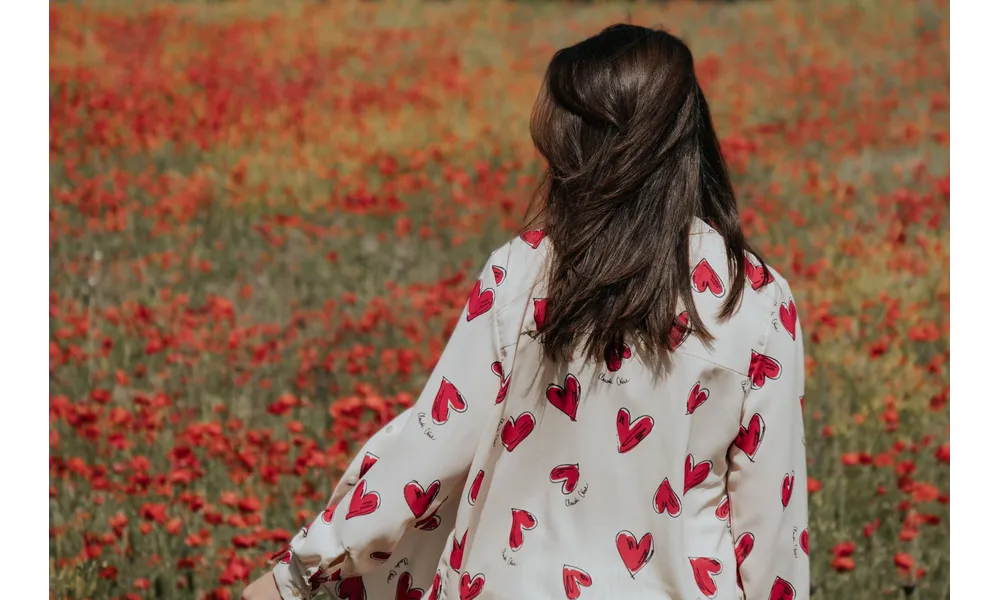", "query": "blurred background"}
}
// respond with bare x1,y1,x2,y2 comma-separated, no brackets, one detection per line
49,1,949,598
